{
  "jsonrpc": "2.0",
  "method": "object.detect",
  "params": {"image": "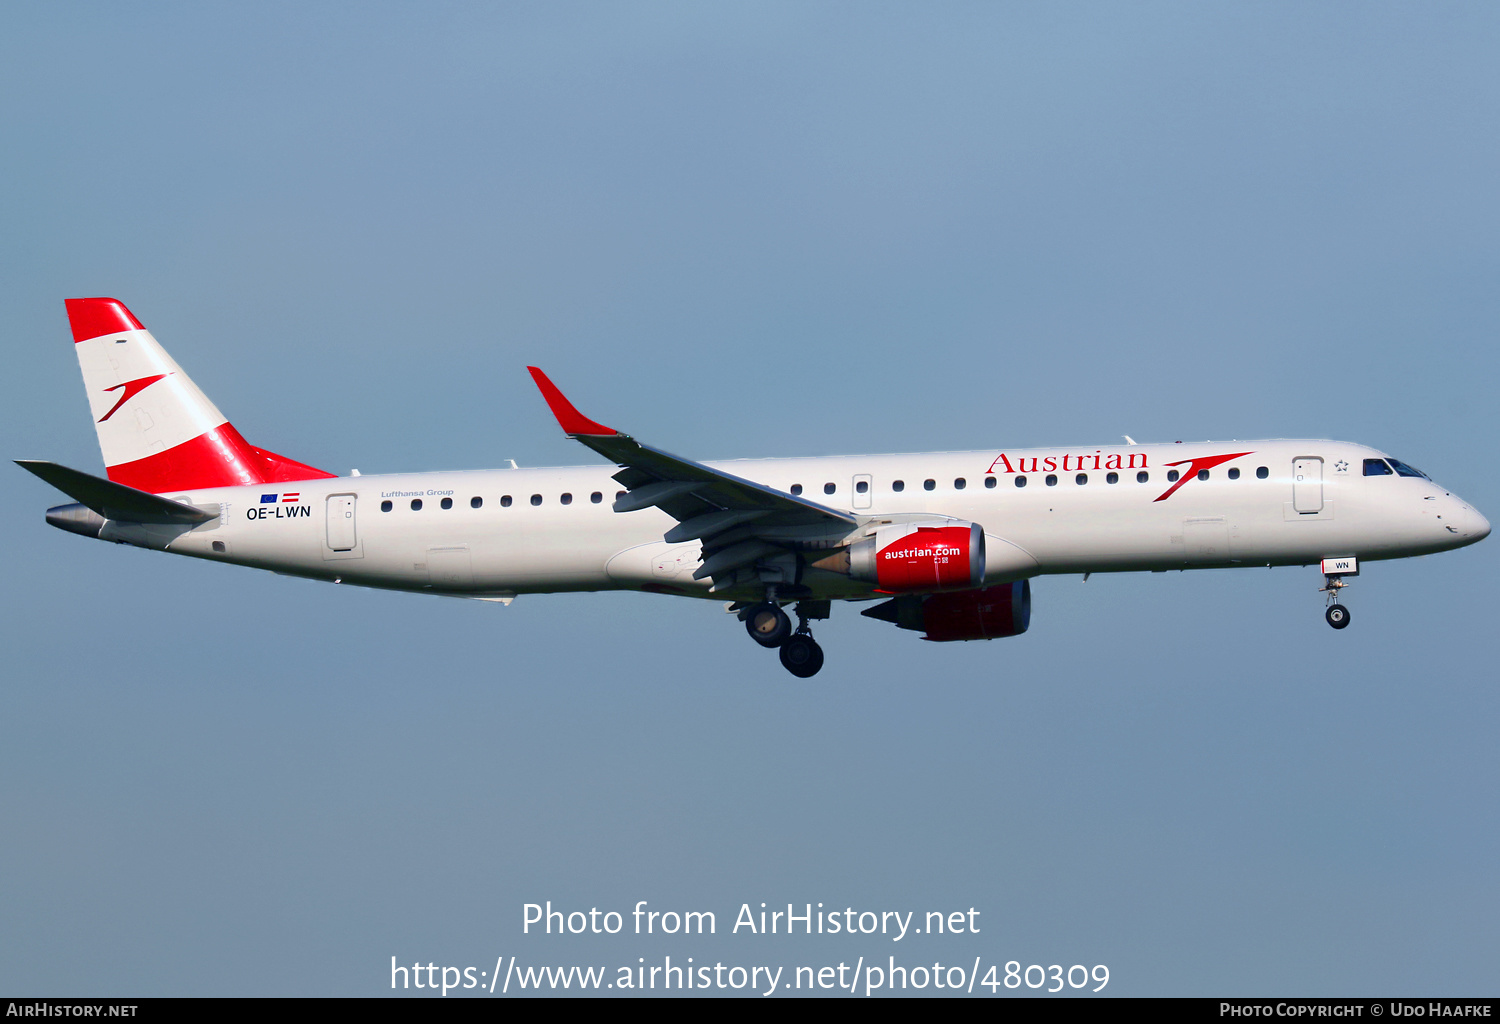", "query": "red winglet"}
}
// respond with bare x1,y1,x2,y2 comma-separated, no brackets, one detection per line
65,297,145,343
527,367,616,436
